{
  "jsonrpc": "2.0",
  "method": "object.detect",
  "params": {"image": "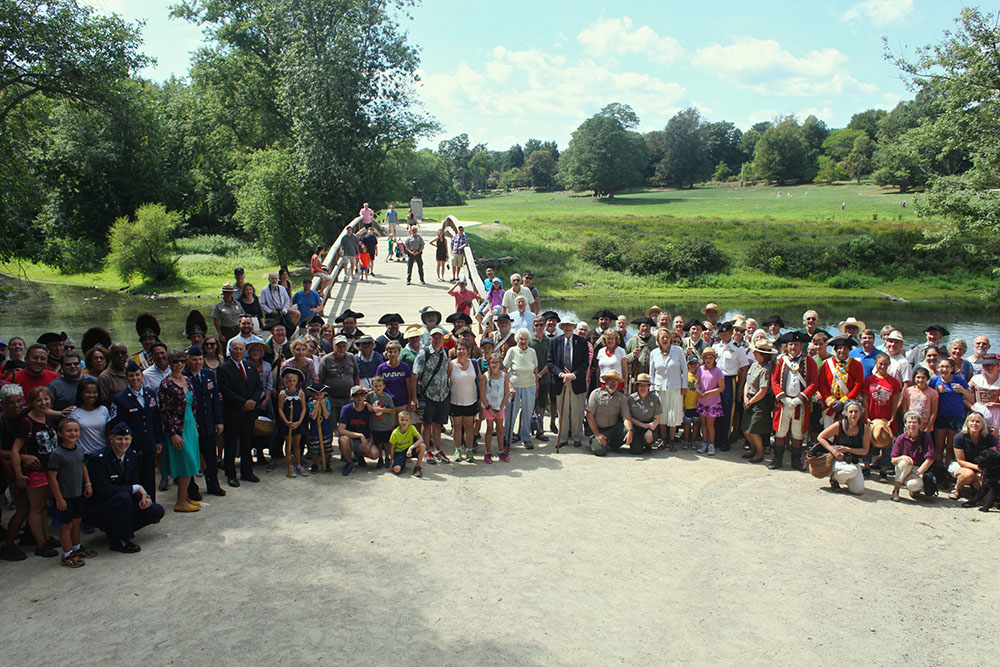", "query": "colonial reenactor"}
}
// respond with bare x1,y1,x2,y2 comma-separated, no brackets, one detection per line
131,313,161,371
769,330,819,470
818,335,865,429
